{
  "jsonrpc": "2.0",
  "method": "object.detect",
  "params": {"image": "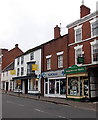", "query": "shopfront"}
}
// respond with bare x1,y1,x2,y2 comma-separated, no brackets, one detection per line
42,70,66,98
65,65,89,100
